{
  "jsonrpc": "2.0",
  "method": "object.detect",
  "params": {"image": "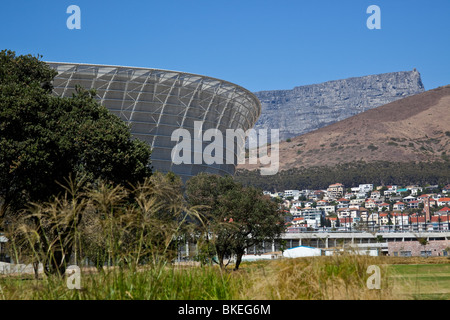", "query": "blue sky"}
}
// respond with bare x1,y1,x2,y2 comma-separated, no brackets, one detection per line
1,0,449,92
